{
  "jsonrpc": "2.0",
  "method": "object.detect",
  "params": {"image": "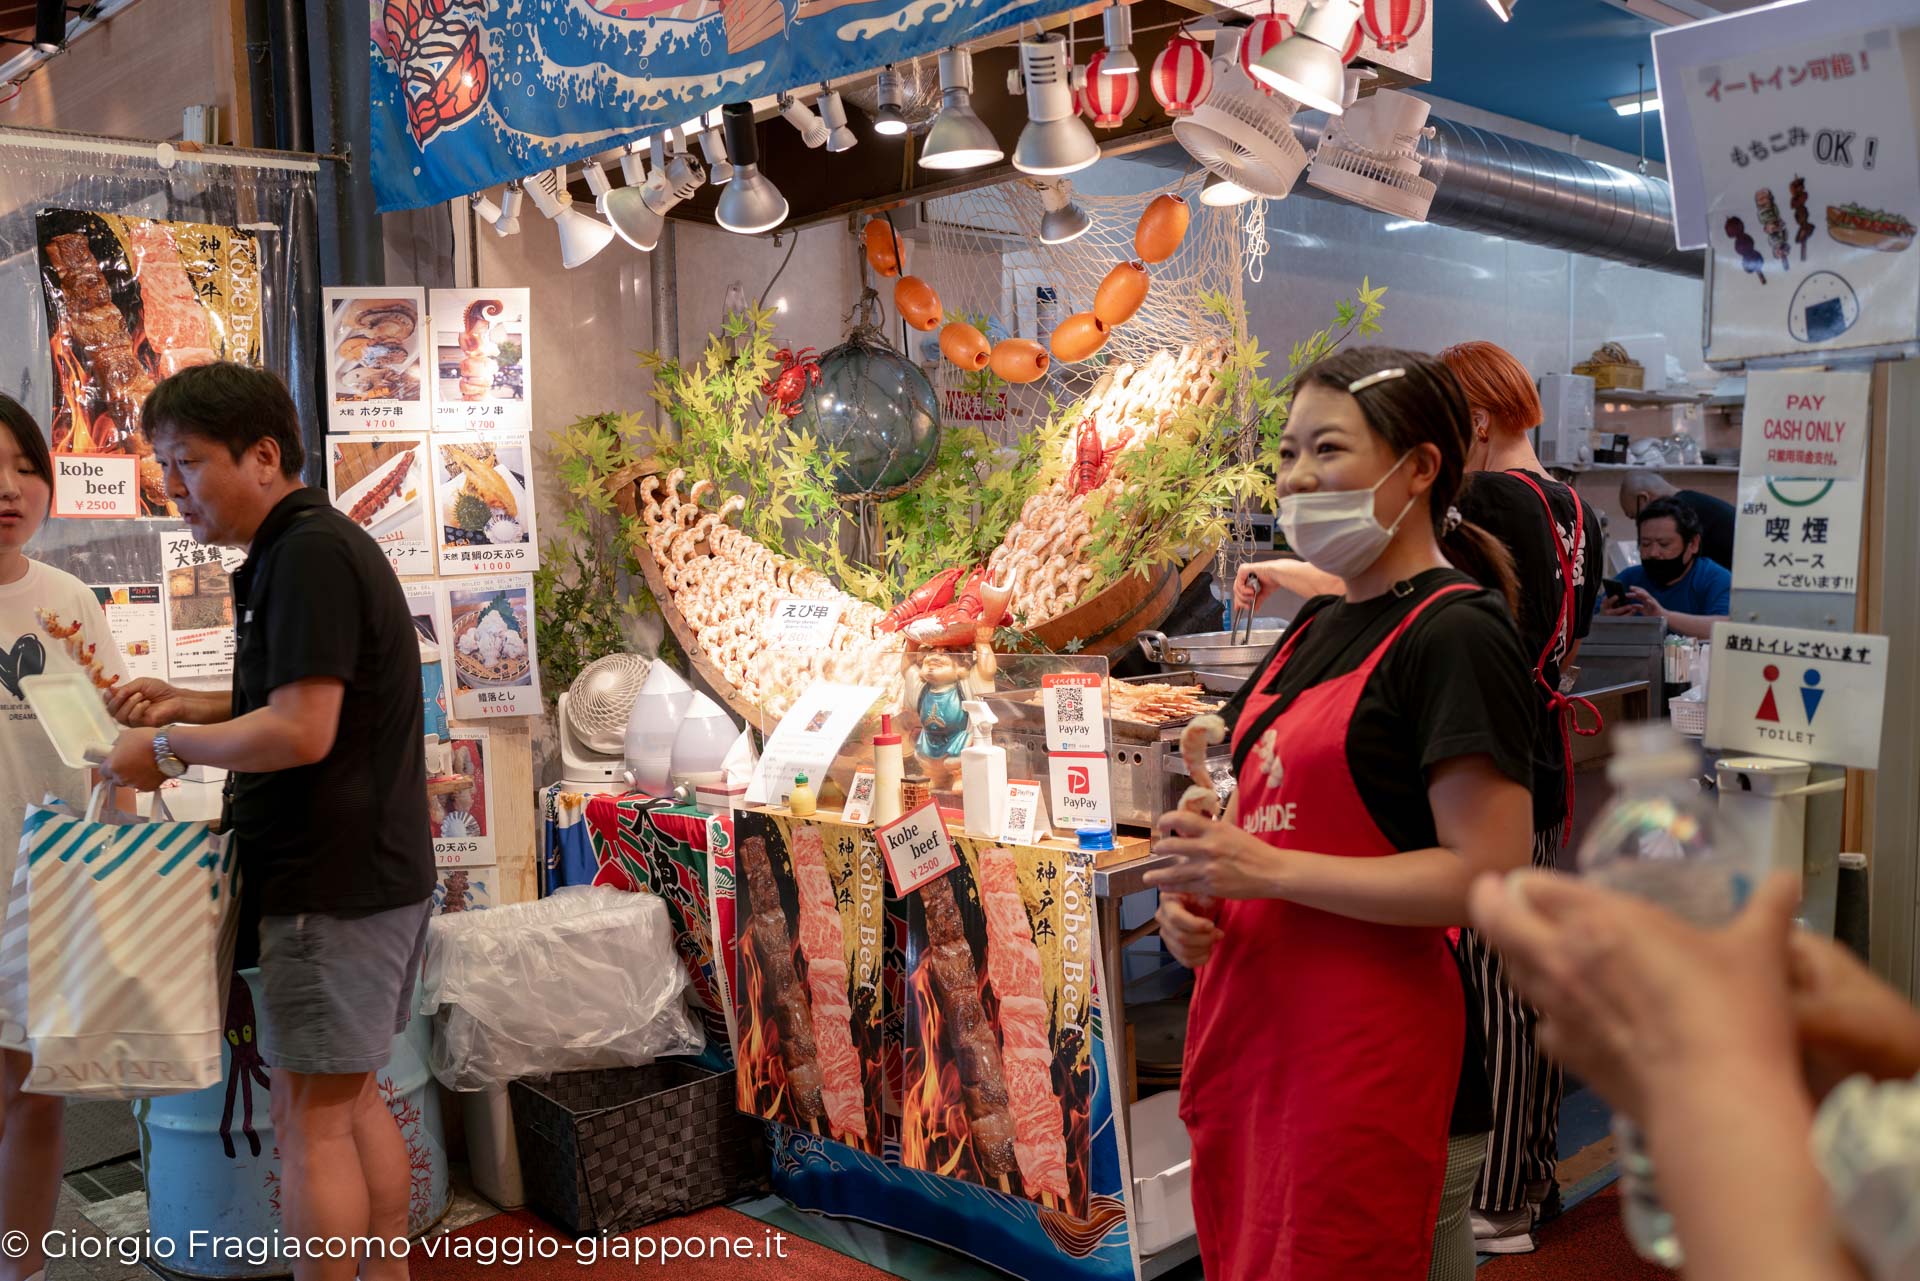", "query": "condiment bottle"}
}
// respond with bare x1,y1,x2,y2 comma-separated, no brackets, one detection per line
960,700,1007,839
871,713,905,825
789,772,817,817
